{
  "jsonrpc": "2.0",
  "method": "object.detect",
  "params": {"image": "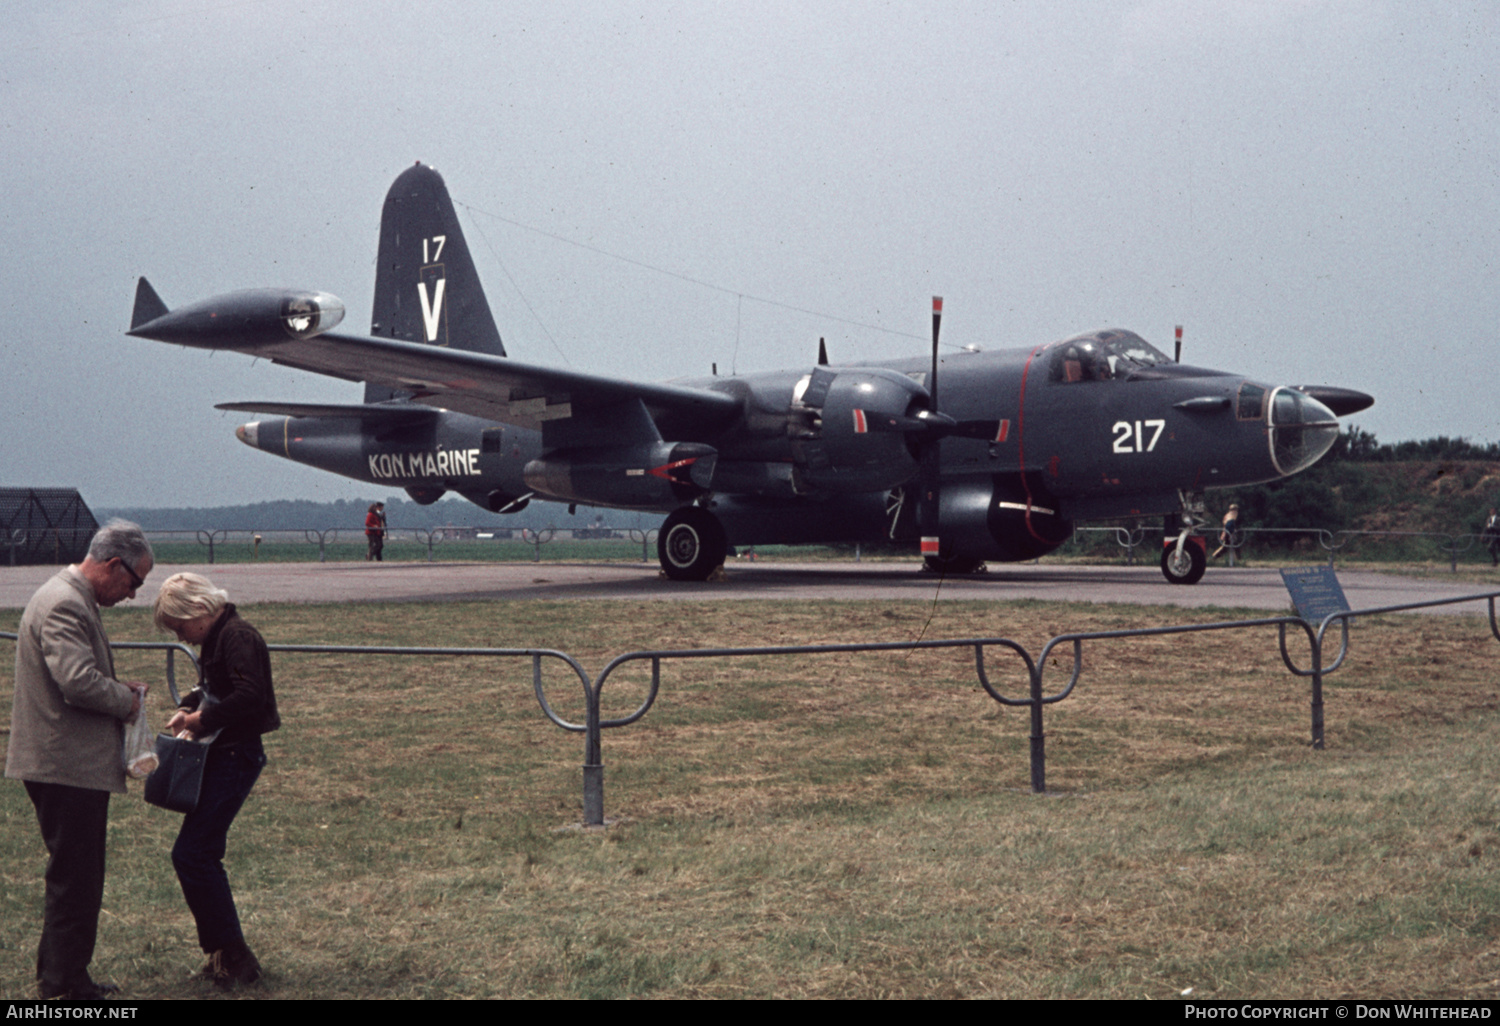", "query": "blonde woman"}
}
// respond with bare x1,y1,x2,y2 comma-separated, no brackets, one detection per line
154,573,280,989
